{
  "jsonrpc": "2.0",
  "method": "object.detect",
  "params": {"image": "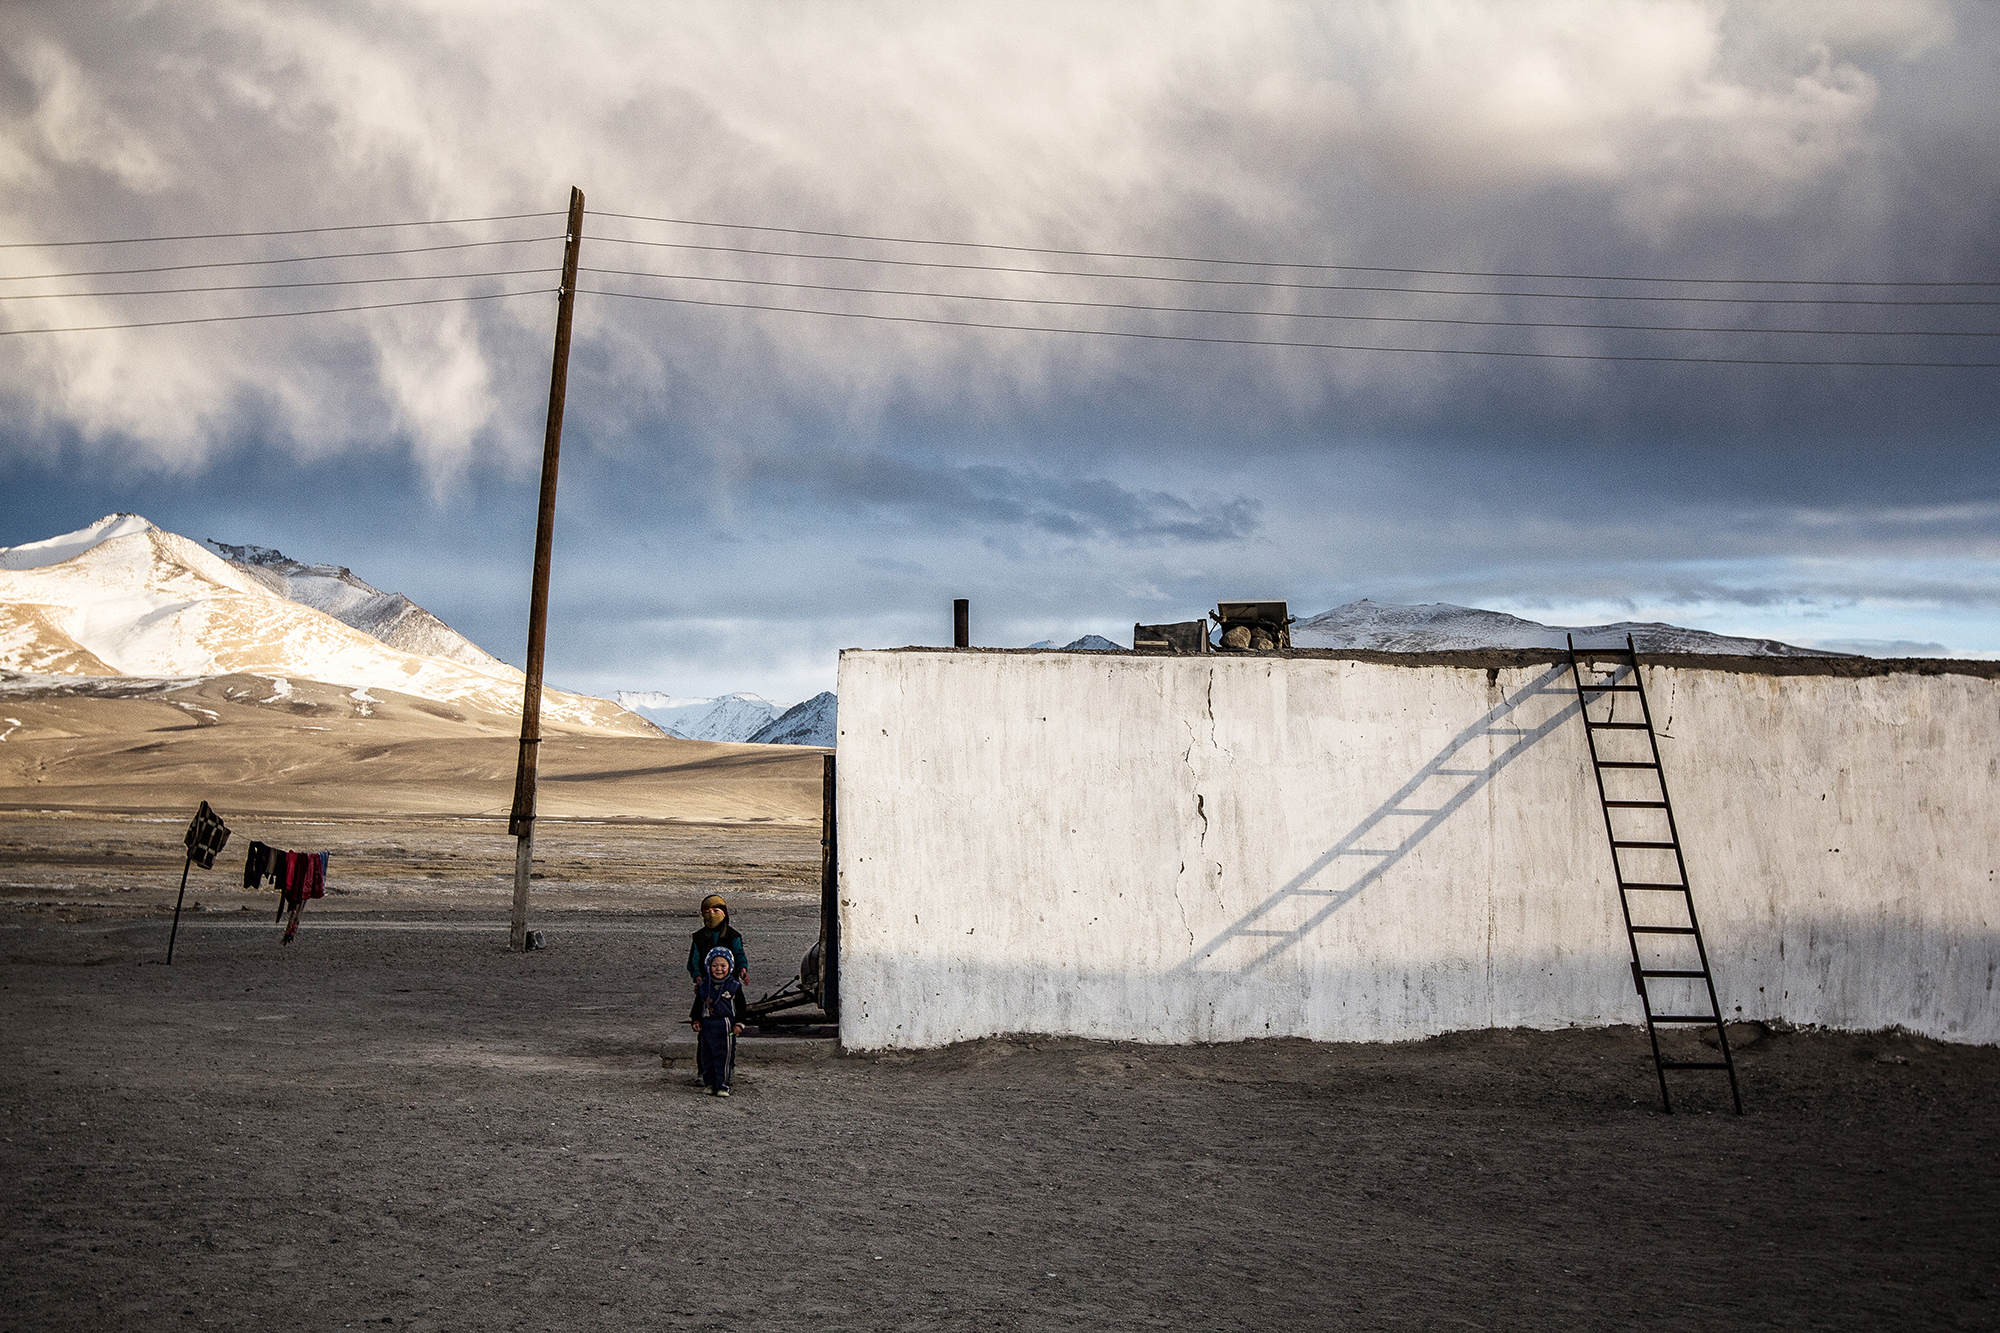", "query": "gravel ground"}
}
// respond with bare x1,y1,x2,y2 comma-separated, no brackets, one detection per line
1,814,1995,1331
